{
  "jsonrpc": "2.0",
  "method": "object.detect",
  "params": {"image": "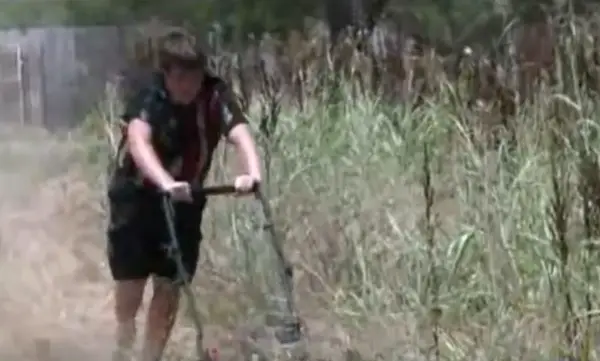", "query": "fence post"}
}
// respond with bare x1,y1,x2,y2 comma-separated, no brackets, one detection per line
39,43,46,127
17,44,26,125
